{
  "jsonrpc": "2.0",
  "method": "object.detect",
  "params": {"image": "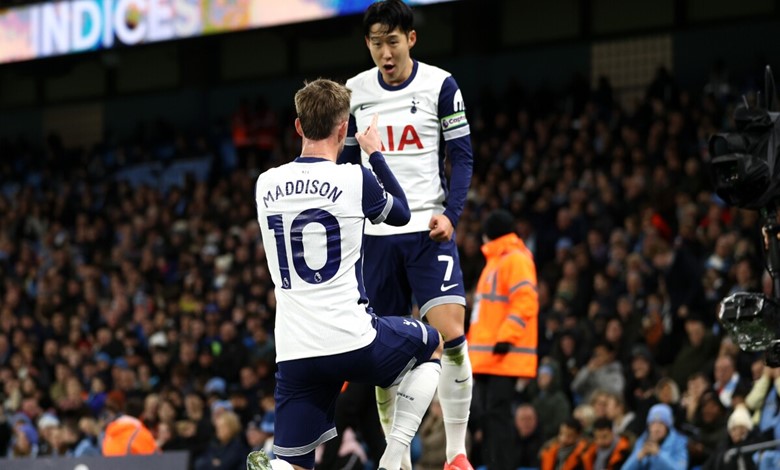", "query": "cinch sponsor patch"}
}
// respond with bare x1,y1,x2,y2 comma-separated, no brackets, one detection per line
441,112,467,130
